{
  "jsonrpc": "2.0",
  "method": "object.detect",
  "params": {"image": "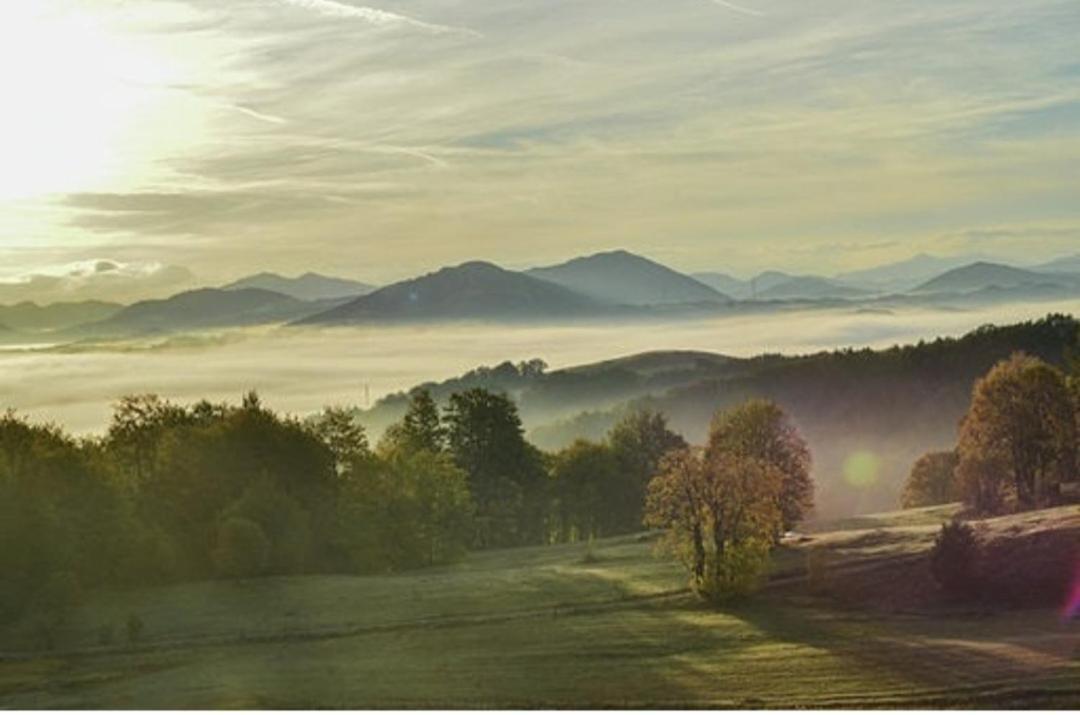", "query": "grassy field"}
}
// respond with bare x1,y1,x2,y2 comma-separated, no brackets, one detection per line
2,506,1078,708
